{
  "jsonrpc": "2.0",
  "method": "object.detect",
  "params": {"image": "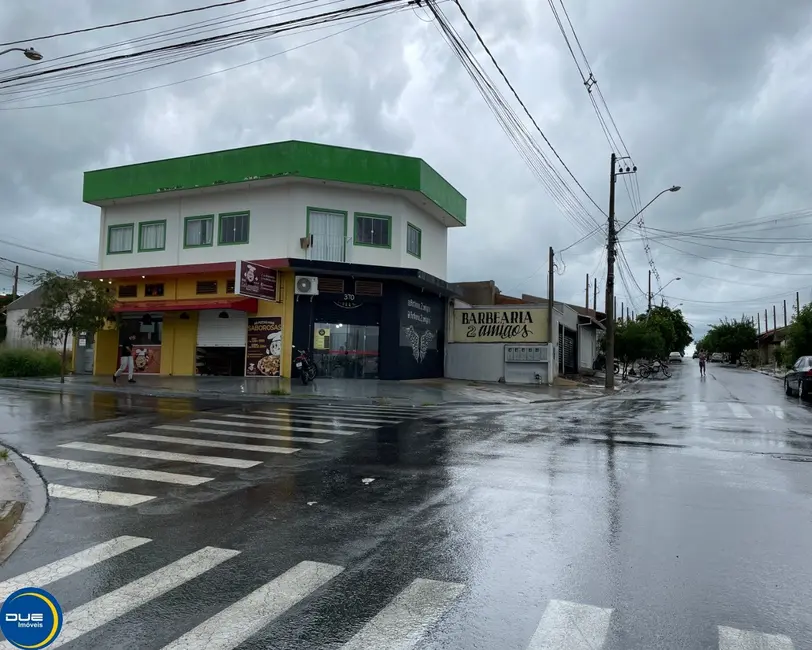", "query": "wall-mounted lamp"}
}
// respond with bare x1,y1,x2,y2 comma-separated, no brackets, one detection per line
179,312,190,320
141,314,153,325
218,311,229,319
